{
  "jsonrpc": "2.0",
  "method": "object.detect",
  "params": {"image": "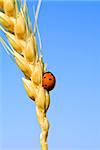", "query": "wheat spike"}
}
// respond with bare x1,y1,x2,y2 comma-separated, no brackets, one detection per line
0,0,50,150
